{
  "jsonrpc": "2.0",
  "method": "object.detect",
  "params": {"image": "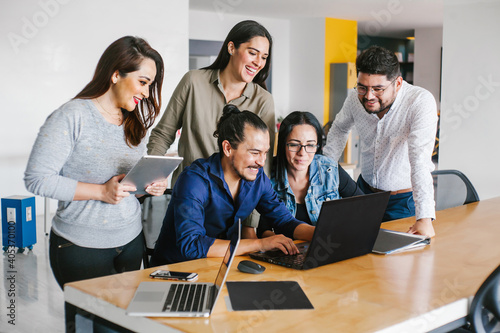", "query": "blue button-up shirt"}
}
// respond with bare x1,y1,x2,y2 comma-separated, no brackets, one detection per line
151,153,304,265
272,154,340,225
